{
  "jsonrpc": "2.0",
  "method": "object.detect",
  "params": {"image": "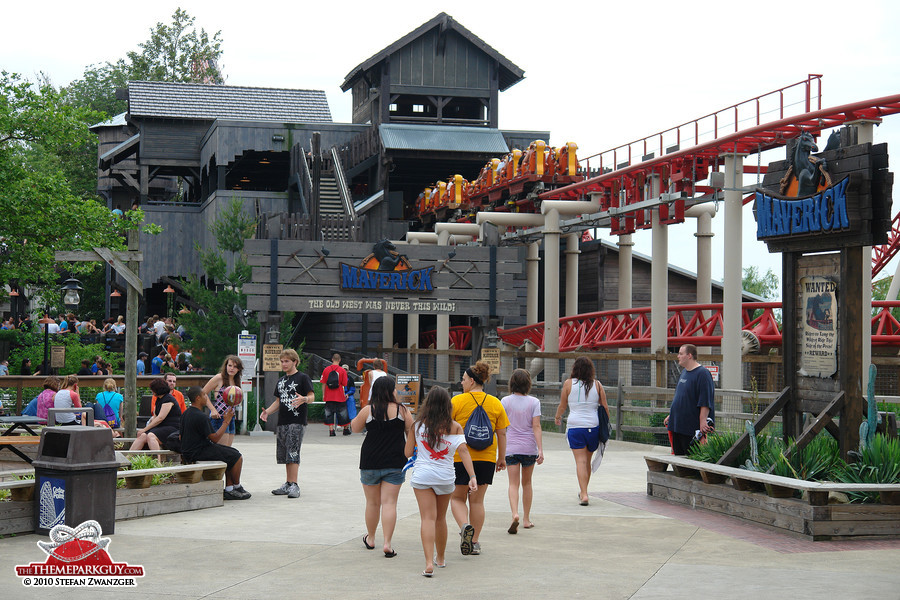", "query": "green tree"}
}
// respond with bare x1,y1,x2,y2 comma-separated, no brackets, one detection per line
0,72,131,305
872,276,900,321
742,266,780,299
177,198,258,370
65,8,225,121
